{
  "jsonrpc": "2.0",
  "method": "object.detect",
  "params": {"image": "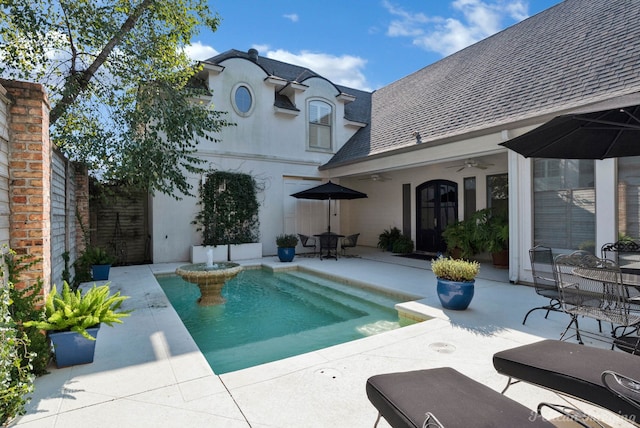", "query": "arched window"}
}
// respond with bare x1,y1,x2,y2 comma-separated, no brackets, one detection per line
308,100,332,150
